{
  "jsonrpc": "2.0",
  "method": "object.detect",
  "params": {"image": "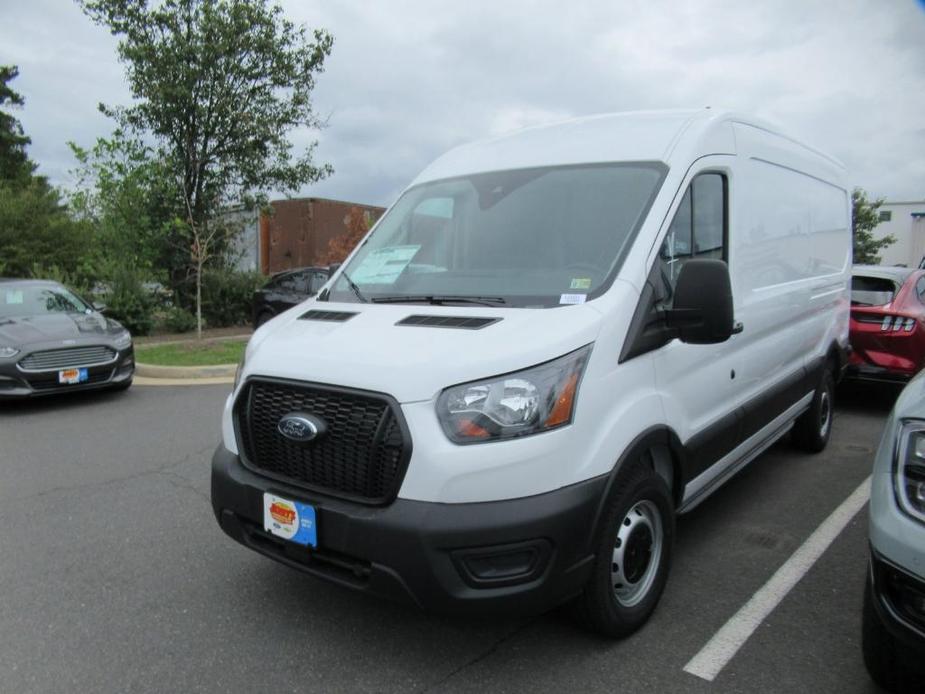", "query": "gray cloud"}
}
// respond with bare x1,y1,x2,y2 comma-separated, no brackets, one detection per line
1,0,923,206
